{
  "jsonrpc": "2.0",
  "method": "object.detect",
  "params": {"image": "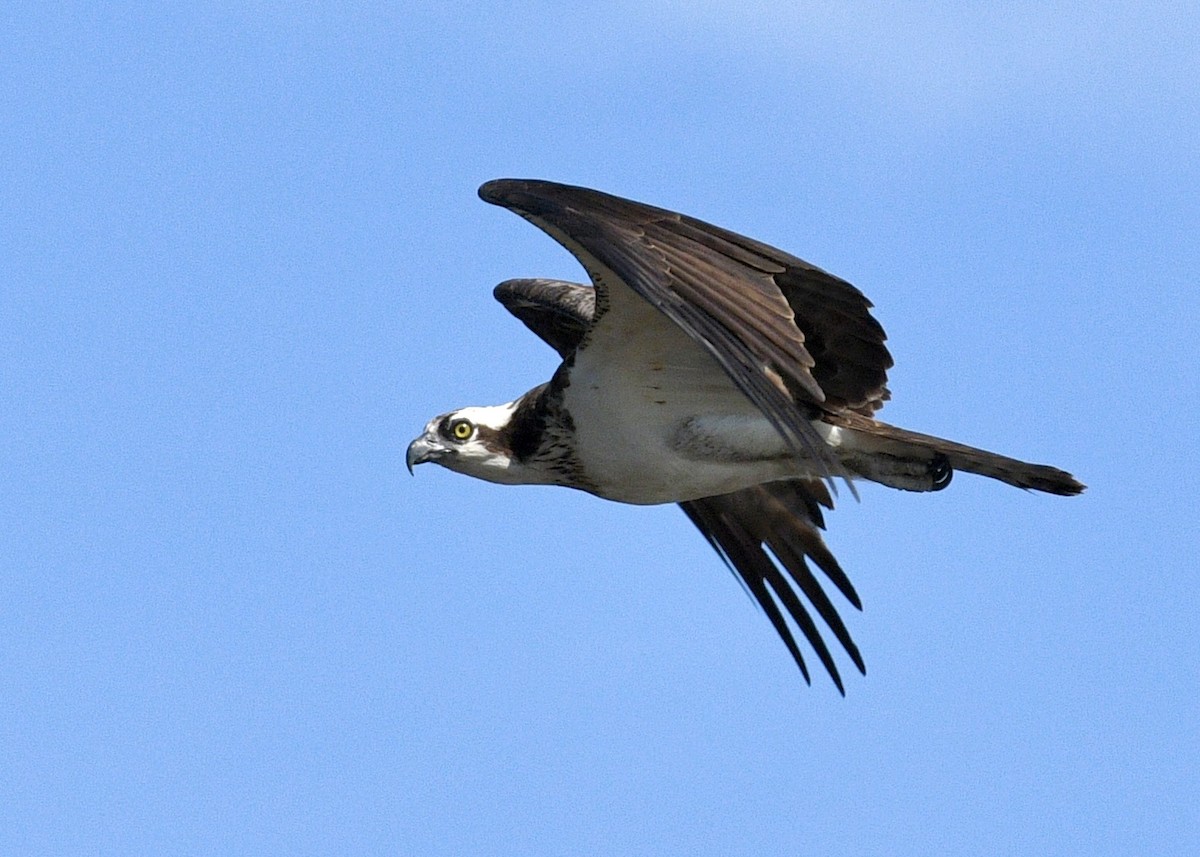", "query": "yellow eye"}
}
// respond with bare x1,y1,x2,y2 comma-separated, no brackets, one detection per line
450,419,474,440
